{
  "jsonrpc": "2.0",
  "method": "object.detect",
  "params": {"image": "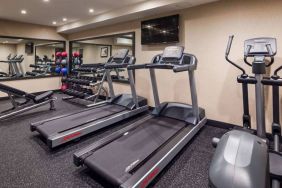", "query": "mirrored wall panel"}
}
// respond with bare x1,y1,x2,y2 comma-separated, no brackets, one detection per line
70,32,135,83
0,36,65,80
